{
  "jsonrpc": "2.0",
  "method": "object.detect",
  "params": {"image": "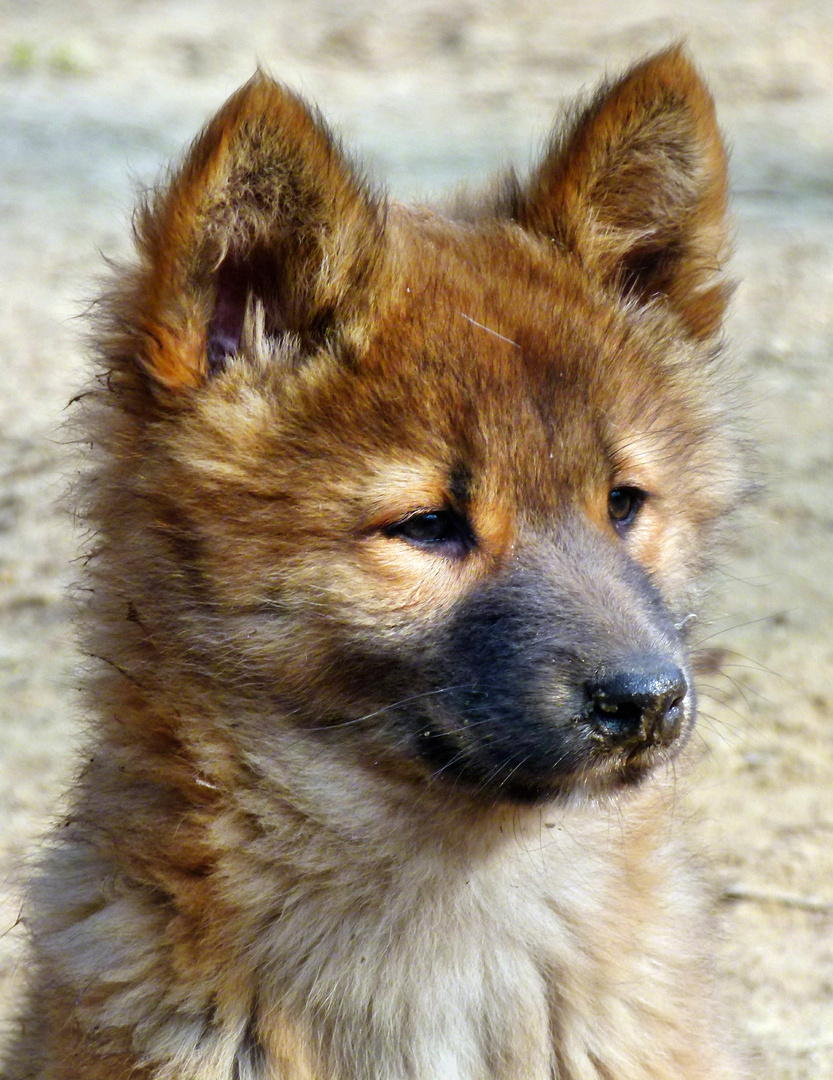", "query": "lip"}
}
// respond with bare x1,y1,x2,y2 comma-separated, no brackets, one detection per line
415,727,685,805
